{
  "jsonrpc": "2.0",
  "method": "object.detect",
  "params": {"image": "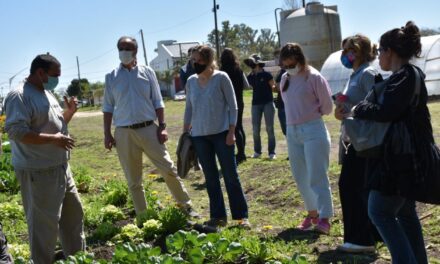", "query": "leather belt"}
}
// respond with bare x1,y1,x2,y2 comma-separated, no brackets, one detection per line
119,121,153,129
